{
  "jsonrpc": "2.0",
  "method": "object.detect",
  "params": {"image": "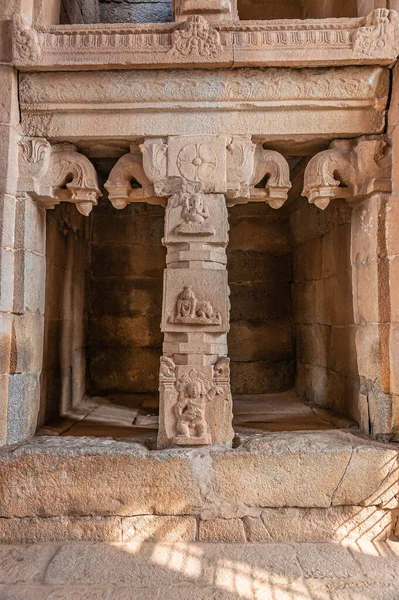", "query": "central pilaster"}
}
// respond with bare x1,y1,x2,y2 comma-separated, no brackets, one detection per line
140,135,235,448
105,134,291,449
